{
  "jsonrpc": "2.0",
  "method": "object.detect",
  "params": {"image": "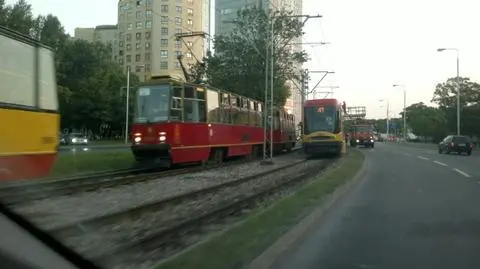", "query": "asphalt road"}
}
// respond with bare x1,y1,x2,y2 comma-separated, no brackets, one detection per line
59,144,129,155
274,142,480,269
